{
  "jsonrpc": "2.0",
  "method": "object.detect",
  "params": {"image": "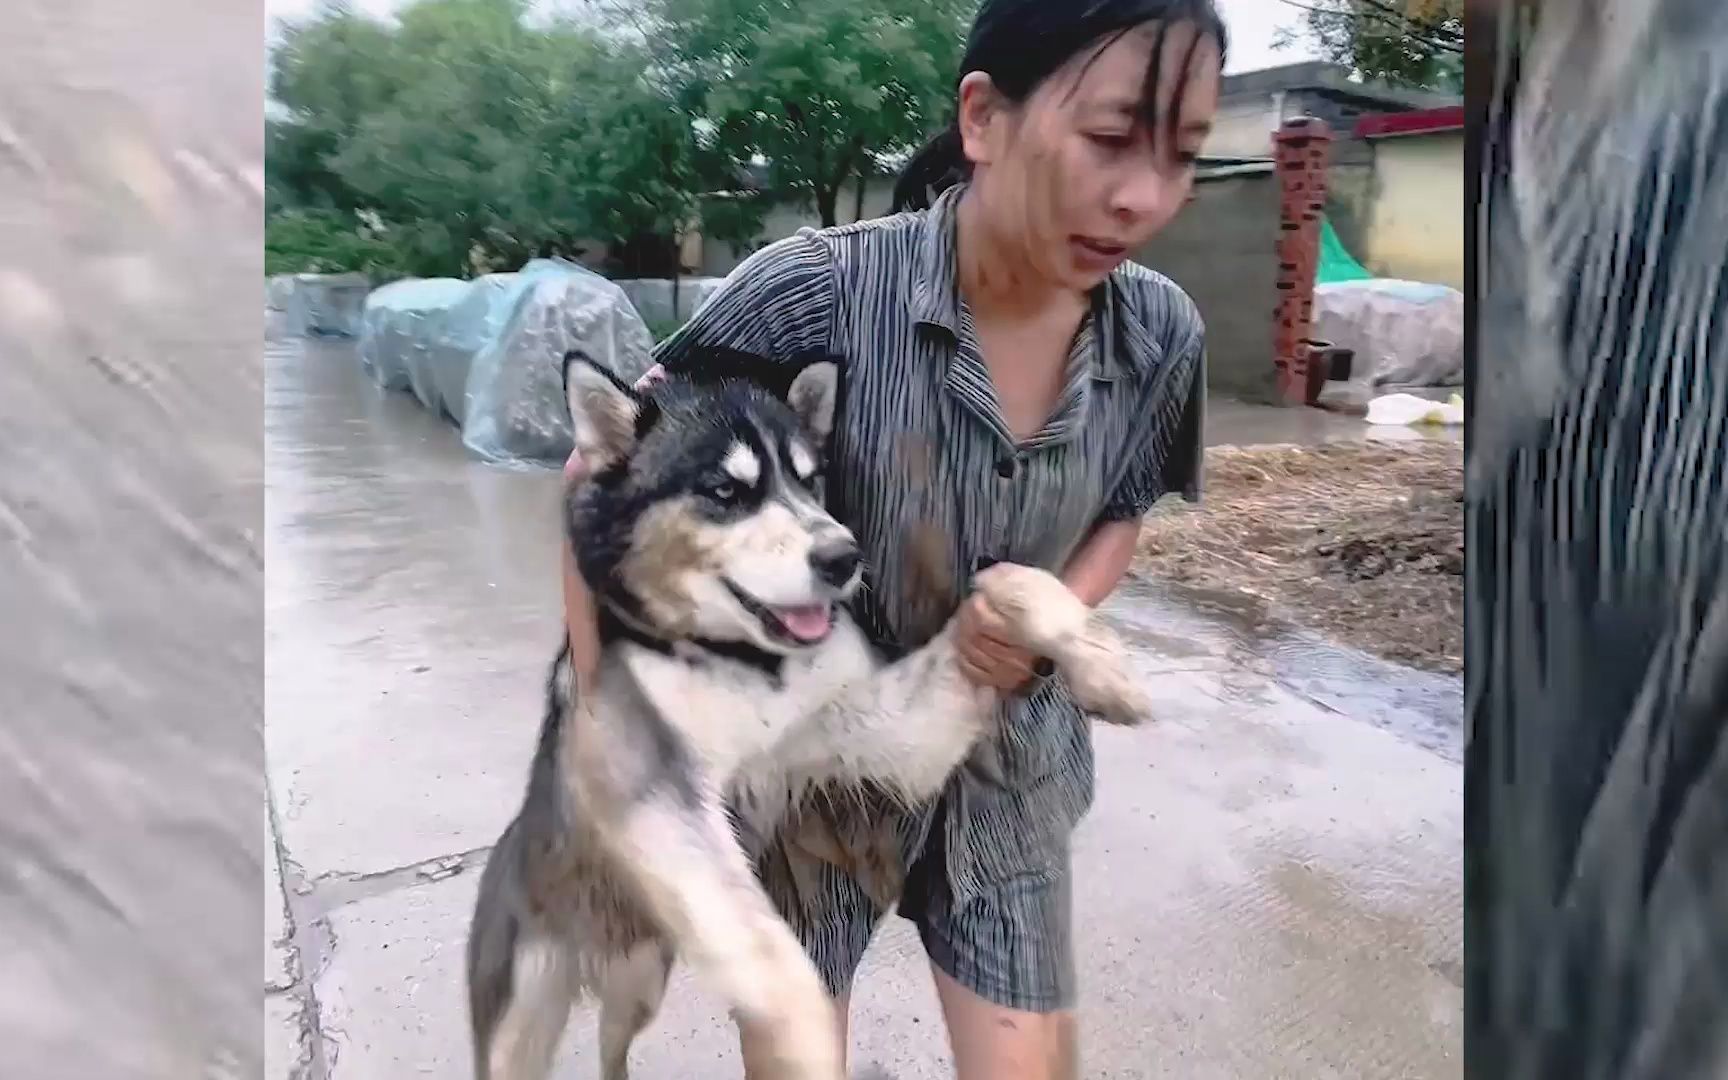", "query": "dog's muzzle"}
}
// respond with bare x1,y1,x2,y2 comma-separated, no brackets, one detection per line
809,538,862,590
